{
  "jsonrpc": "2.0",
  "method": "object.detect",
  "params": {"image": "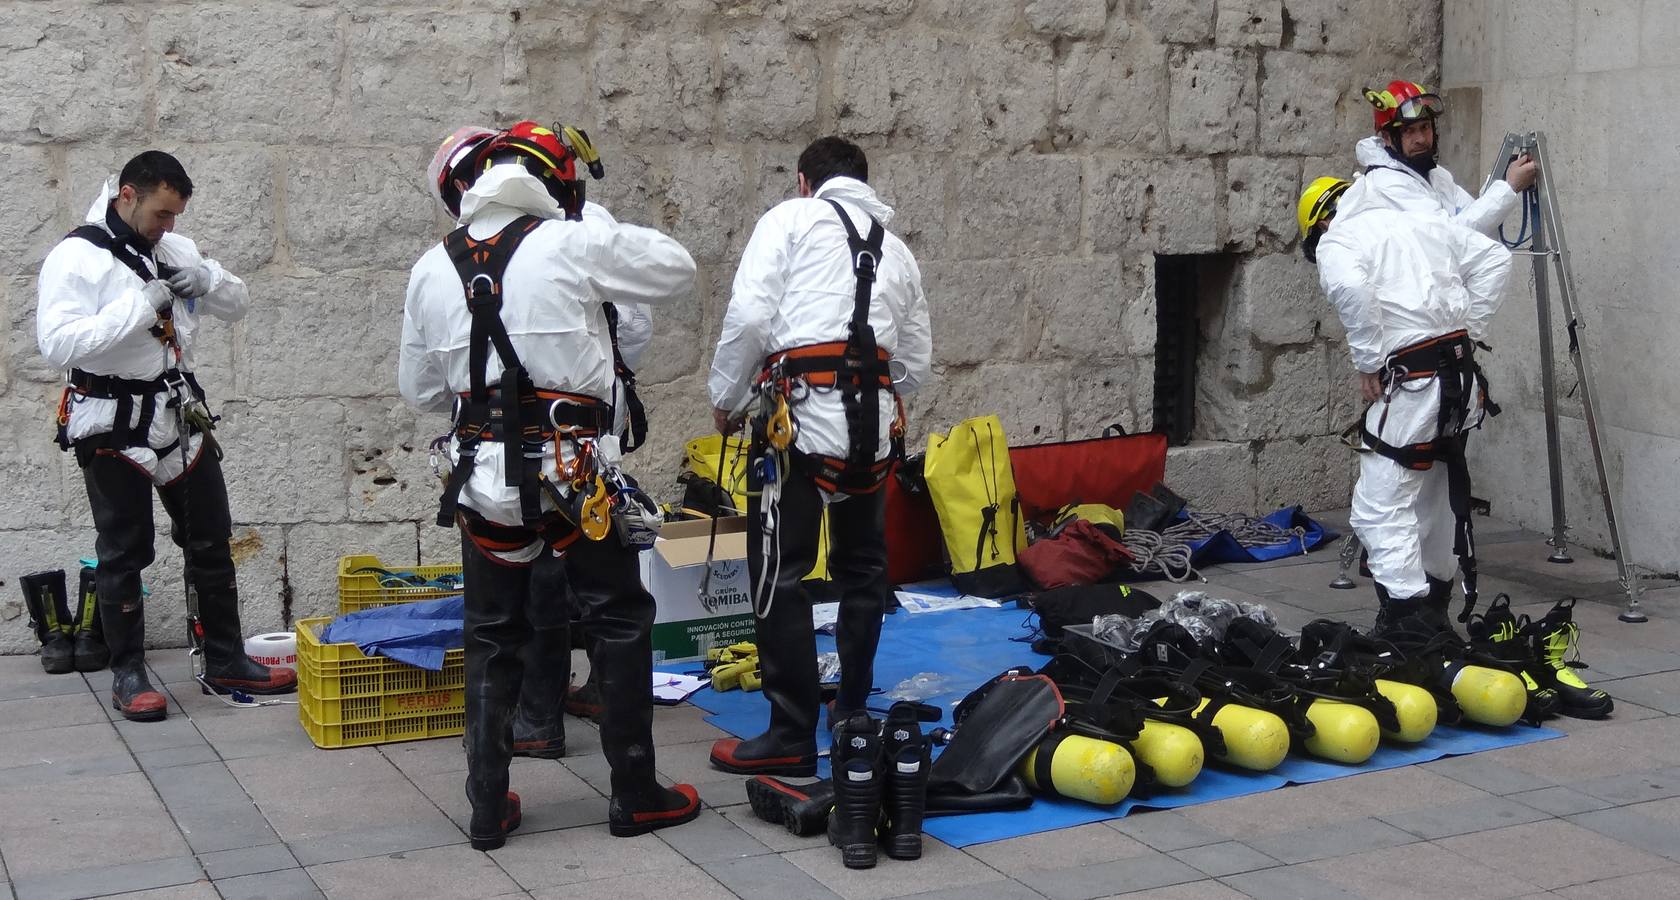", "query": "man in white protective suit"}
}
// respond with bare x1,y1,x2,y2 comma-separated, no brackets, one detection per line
36,150,297,723
399,121,699,849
